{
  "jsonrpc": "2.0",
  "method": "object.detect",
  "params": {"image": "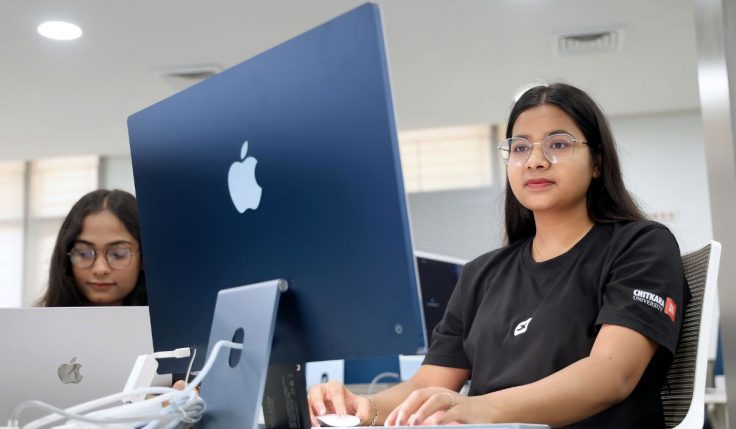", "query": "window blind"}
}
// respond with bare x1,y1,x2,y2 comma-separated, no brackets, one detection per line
23,156,98,306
